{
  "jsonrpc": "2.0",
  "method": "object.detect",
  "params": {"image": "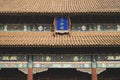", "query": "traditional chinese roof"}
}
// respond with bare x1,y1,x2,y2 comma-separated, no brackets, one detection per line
0,0,120,15
0,32,120,47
